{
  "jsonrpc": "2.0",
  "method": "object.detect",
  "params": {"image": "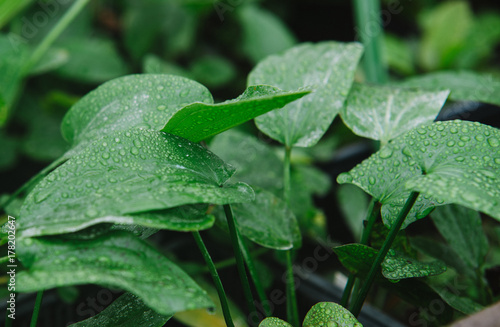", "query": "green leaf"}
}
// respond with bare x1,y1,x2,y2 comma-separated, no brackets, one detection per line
400,71,500,106
17,231,213,316
61,74,213,150
30,47,69,76
303,302,362,327
142,54,190,77
431,205,488,270
382,33,415,75
217,187,301,250
336,184,369,241
334,244,378,277
249,41,363,147
19,130,253,237
259,317,292,327
189,55,236,88
428,284,484,315
418,1,473,70
341,83,449,144
0,131,17,171
238,4,296,64
162,85,309,142
69,292,172,327
382,249,446,280
0,0,33,29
